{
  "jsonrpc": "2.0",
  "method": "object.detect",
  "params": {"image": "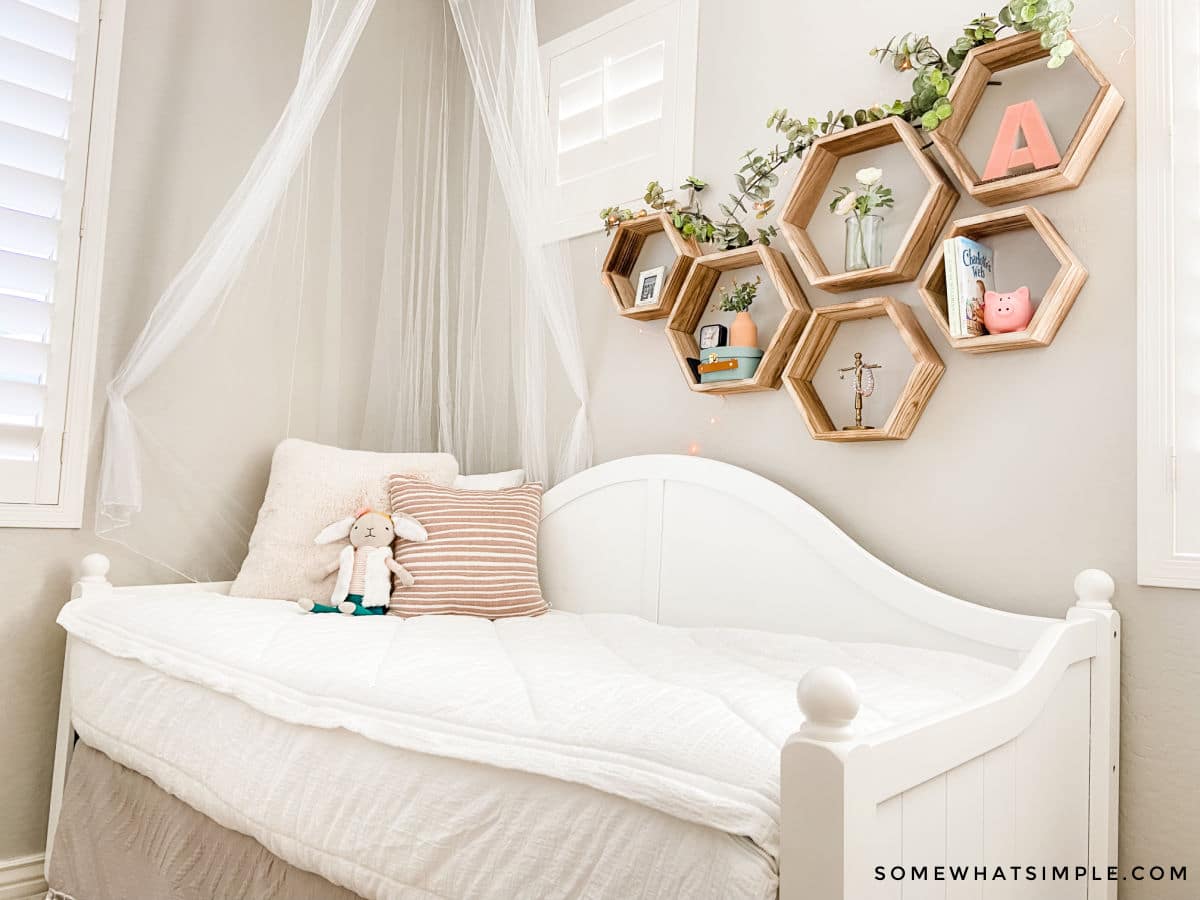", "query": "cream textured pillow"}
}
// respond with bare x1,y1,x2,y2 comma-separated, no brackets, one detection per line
231,439,458,601
388,477,547,618
453,469,525,490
